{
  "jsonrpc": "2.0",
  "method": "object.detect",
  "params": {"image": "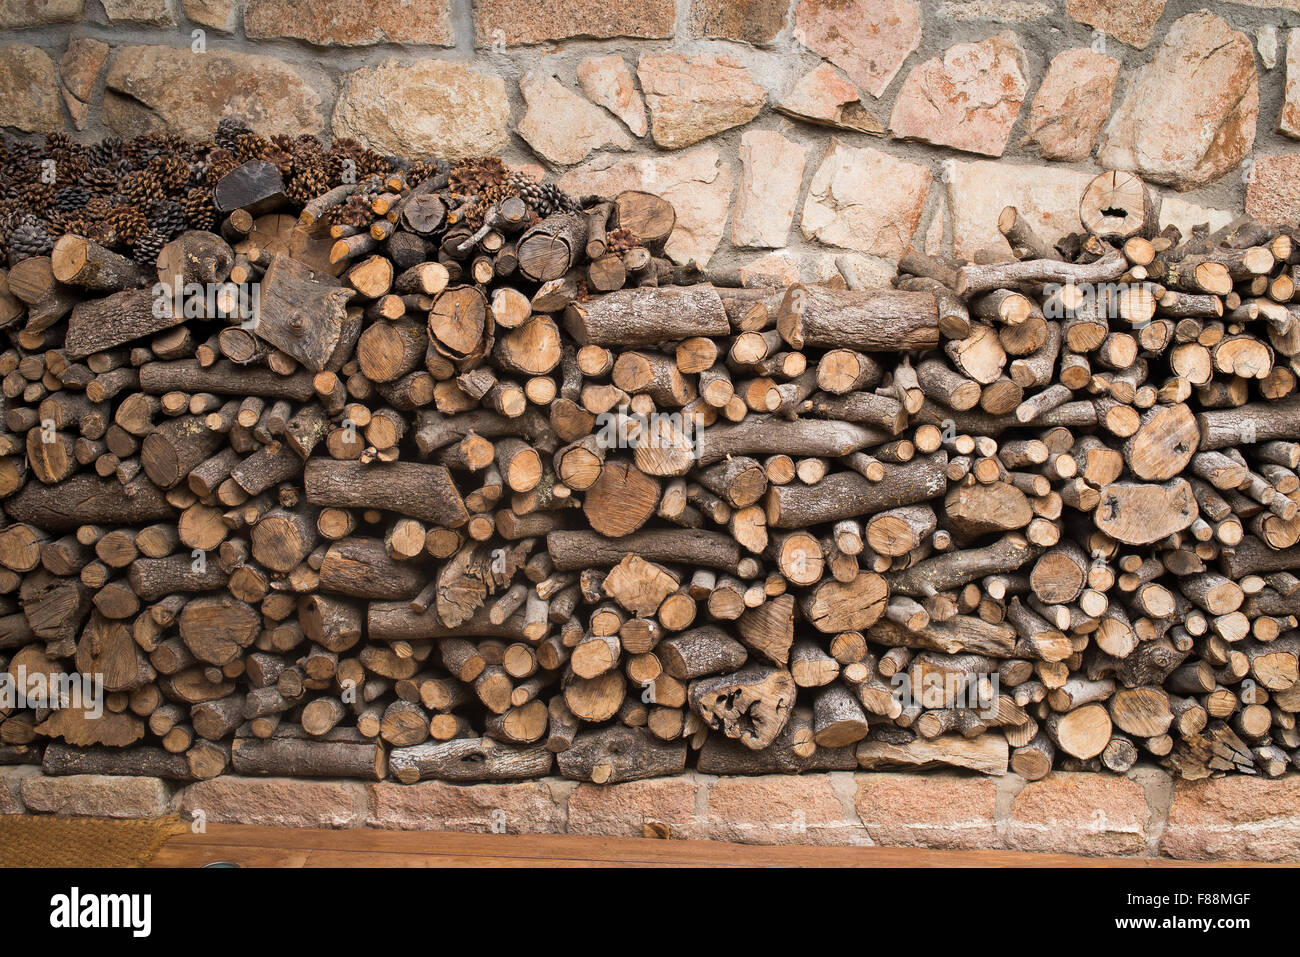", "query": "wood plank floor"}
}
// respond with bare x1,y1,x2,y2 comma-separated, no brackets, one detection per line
150,823,1267,867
